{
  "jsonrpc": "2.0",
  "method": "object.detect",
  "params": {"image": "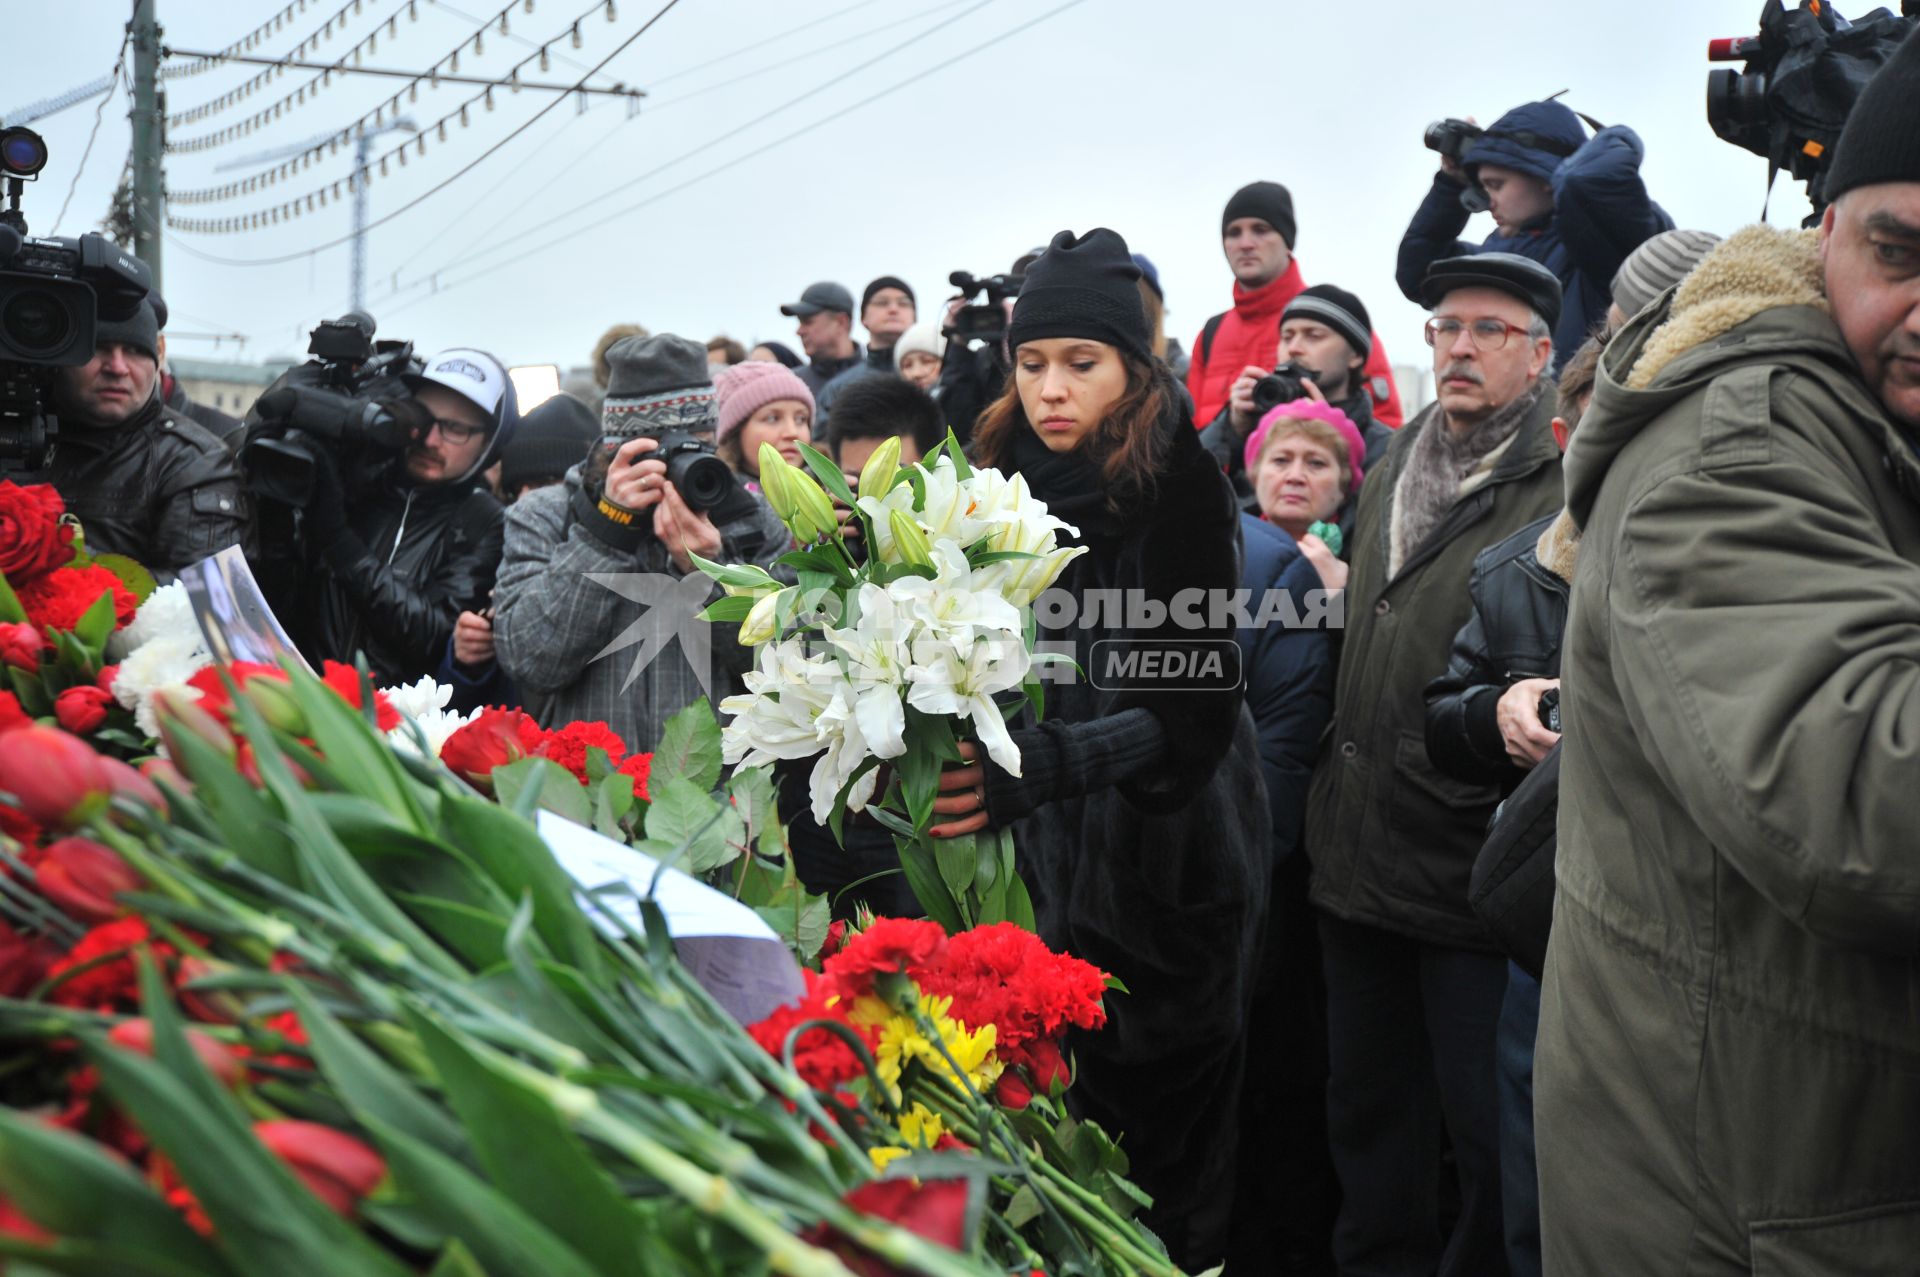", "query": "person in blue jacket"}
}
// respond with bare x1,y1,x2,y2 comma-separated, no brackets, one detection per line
1396,99,1672,367
1227,512,1338,1274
